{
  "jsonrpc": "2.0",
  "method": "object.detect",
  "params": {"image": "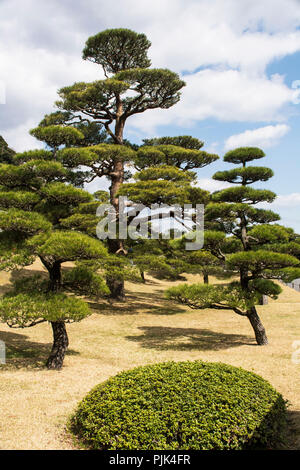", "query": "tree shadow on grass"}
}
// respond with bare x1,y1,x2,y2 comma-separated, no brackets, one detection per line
88,292,186,316
0,329,79,370
126,326,255,351
285,410,300,450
